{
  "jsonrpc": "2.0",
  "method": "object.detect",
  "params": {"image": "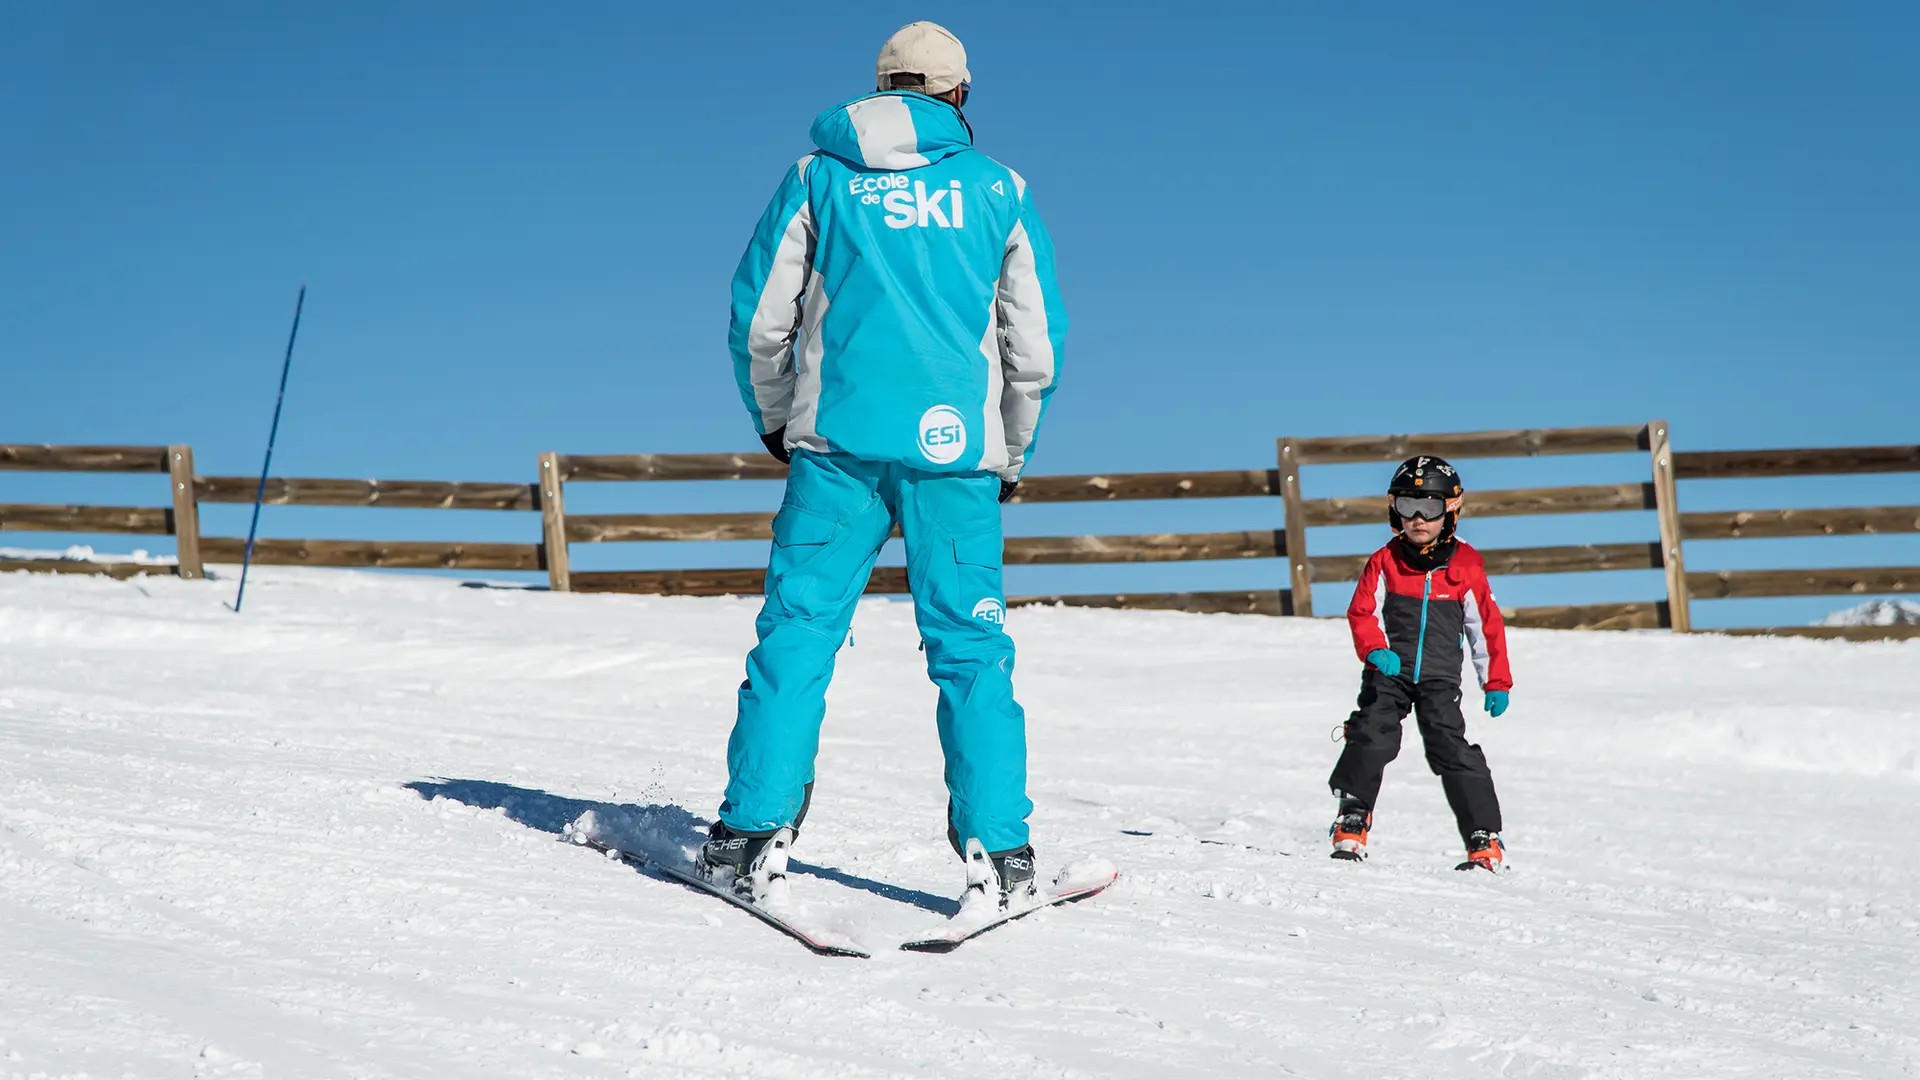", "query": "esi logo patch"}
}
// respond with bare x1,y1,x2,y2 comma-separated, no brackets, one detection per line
971,597,1005,625
917,405,967,465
